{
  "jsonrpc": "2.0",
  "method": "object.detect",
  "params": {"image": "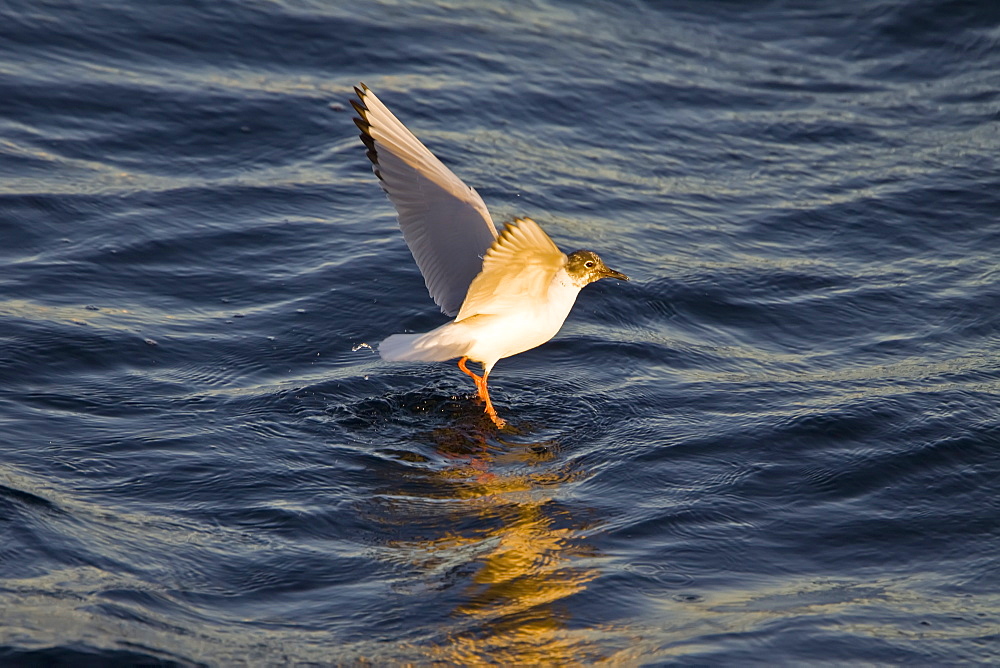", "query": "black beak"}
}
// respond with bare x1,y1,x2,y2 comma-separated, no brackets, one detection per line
602,267,629,281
